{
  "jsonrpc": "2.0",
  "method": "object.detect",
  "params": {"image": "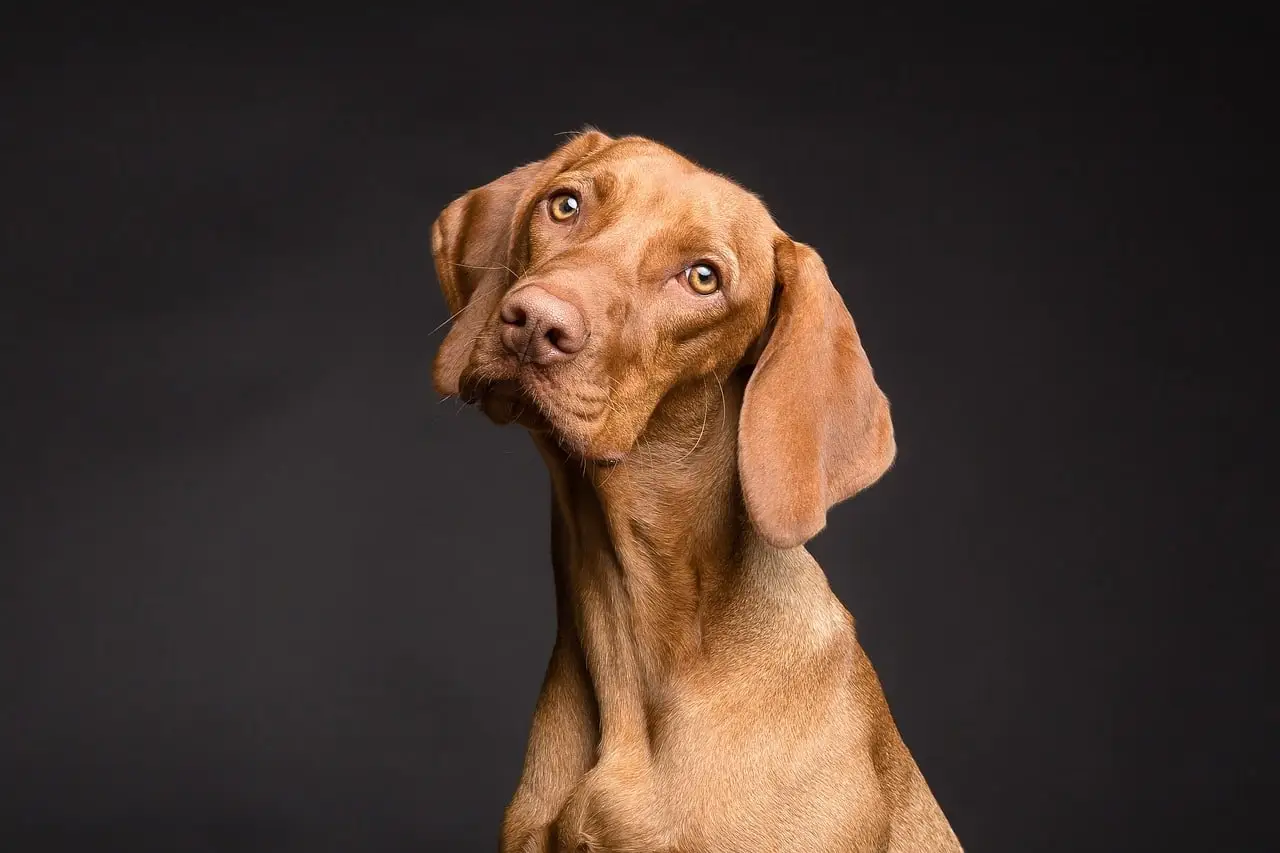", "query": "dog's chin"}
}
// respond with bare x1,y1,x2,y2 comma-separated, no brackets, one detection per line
554,435,627,467
462,376,627,466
